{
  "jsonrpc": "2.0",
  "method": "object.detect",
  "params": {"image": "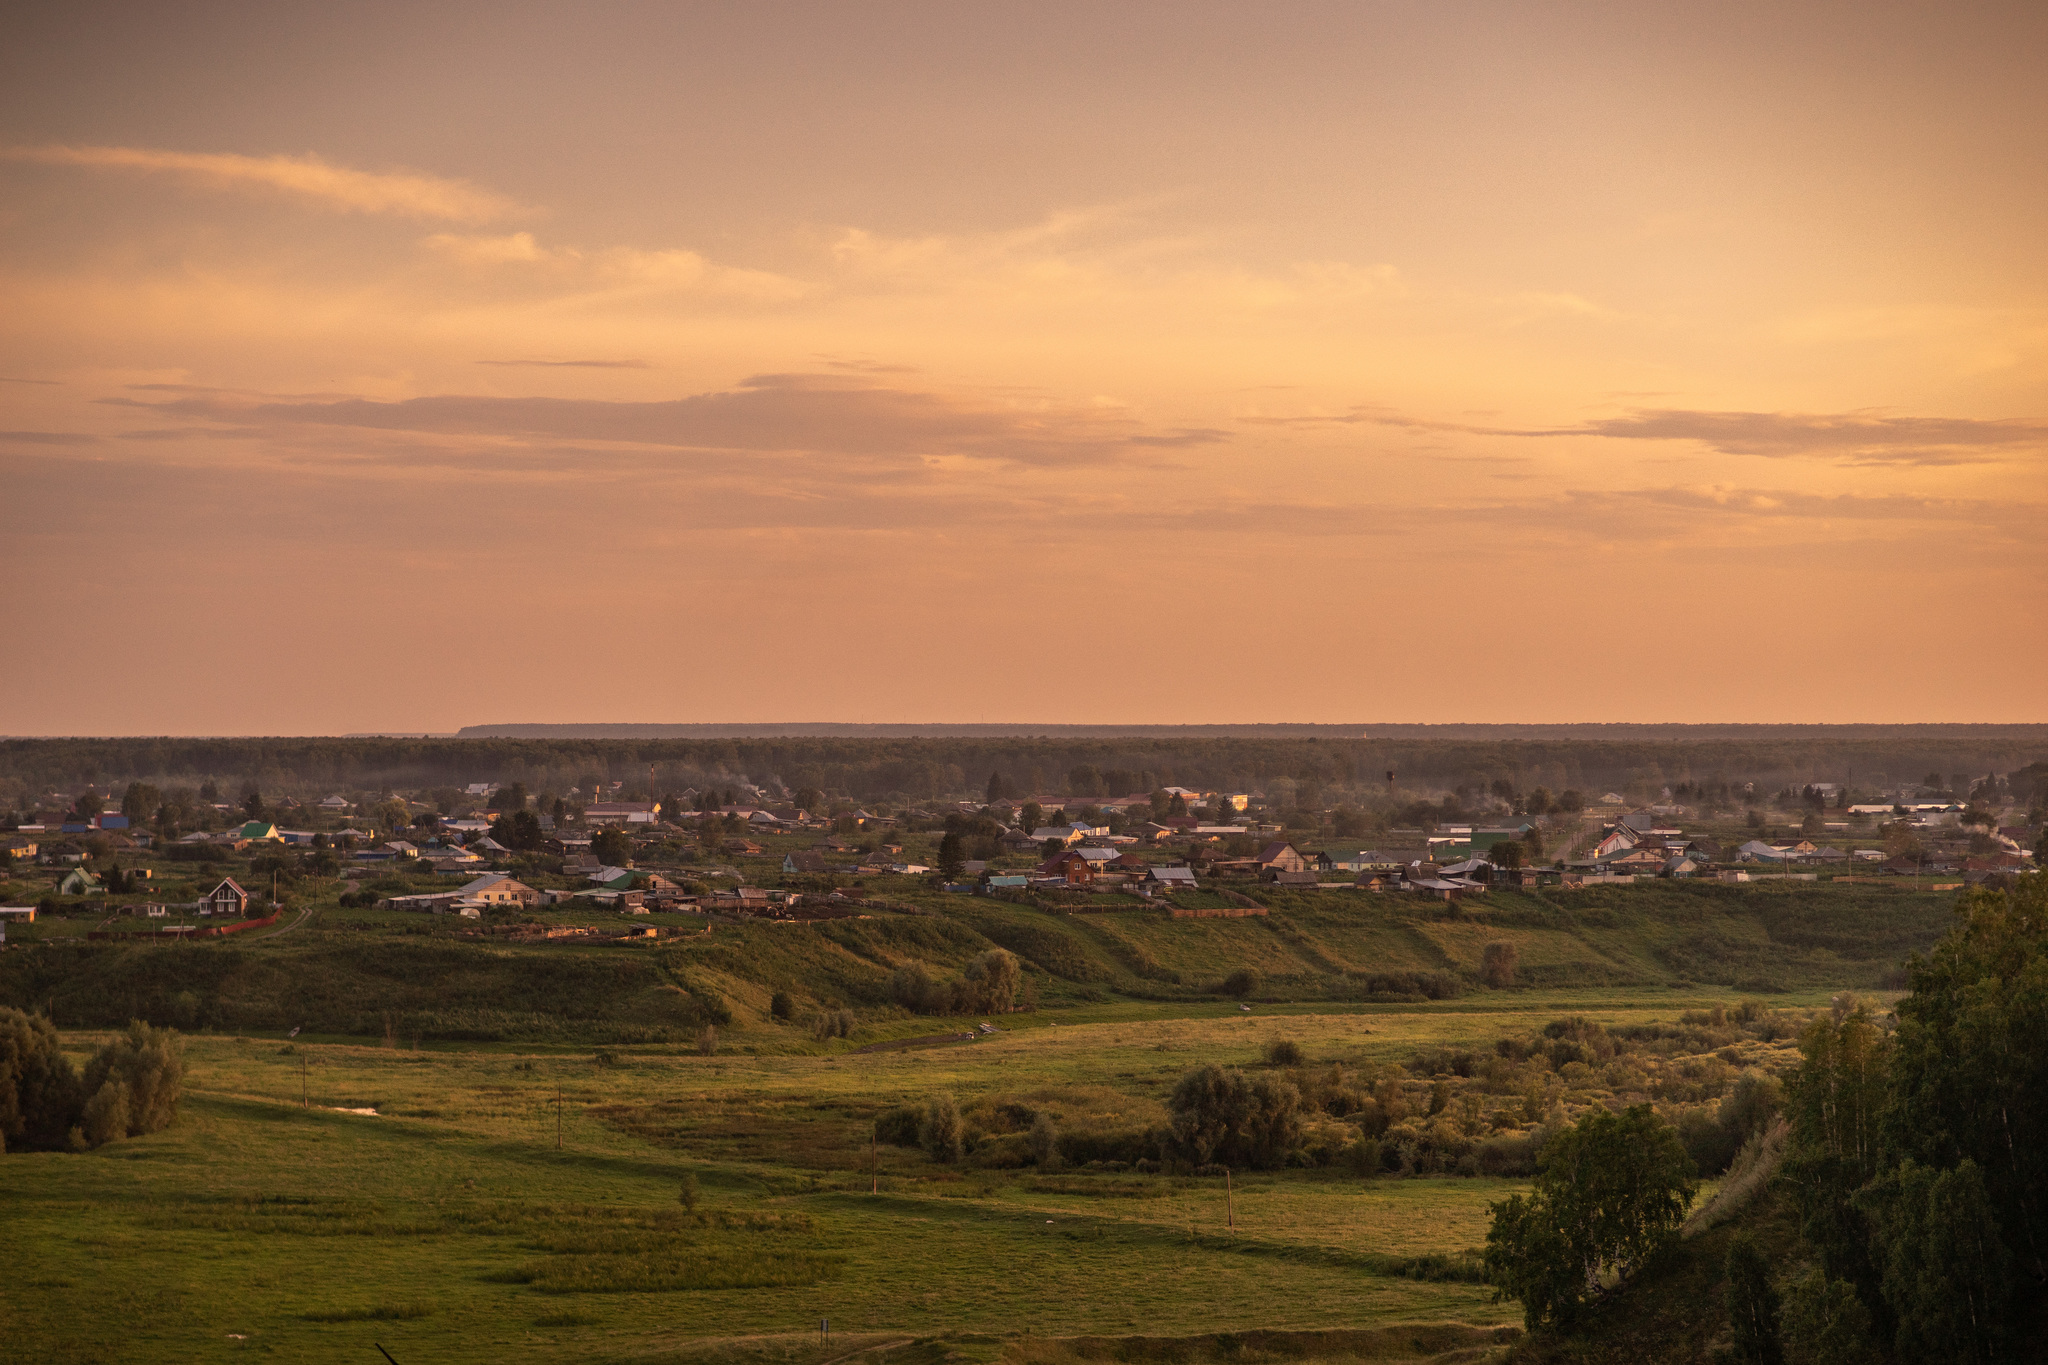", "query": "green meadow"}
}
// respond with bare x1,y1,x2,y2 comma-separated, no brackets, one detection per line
2,989,1833,1365
0,876,1960,1364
